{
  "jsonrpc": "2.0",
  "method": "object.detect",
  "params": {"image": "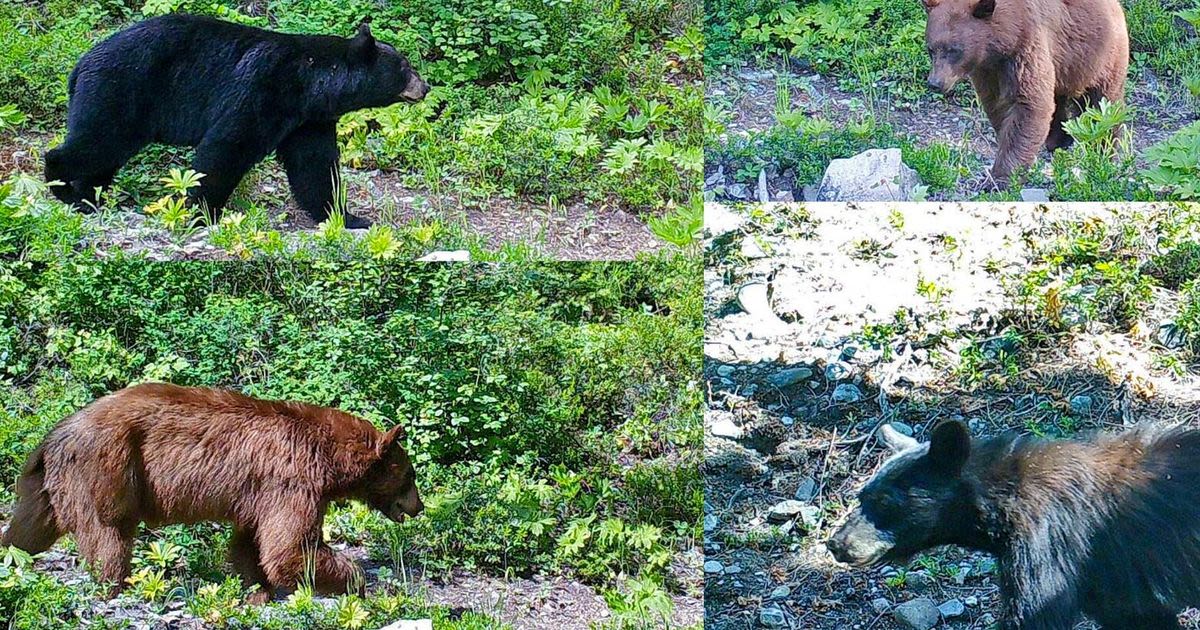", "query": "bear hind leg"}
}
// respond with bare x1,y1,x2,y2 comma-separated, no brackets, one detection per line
1045,96,1075,152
